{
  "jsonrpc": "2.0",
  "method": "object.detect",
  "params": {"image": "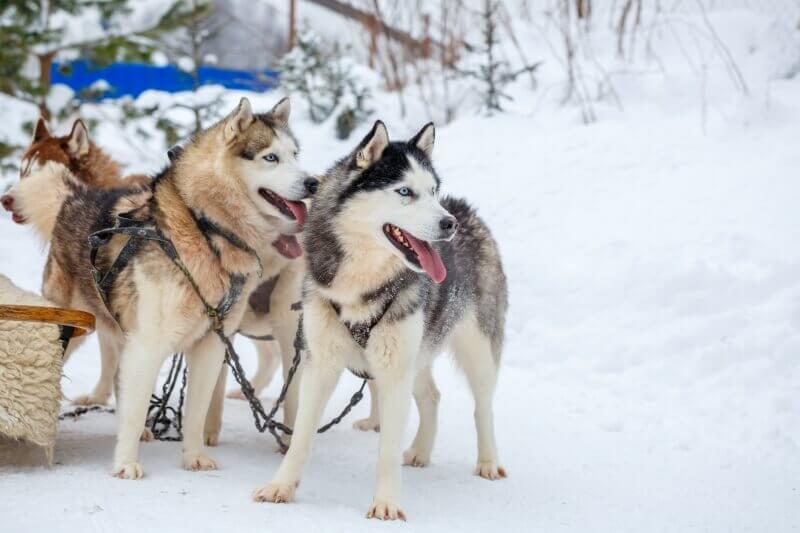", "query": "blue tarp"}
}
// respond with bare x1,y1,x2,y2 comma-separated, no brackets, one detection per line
51,60,278,98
